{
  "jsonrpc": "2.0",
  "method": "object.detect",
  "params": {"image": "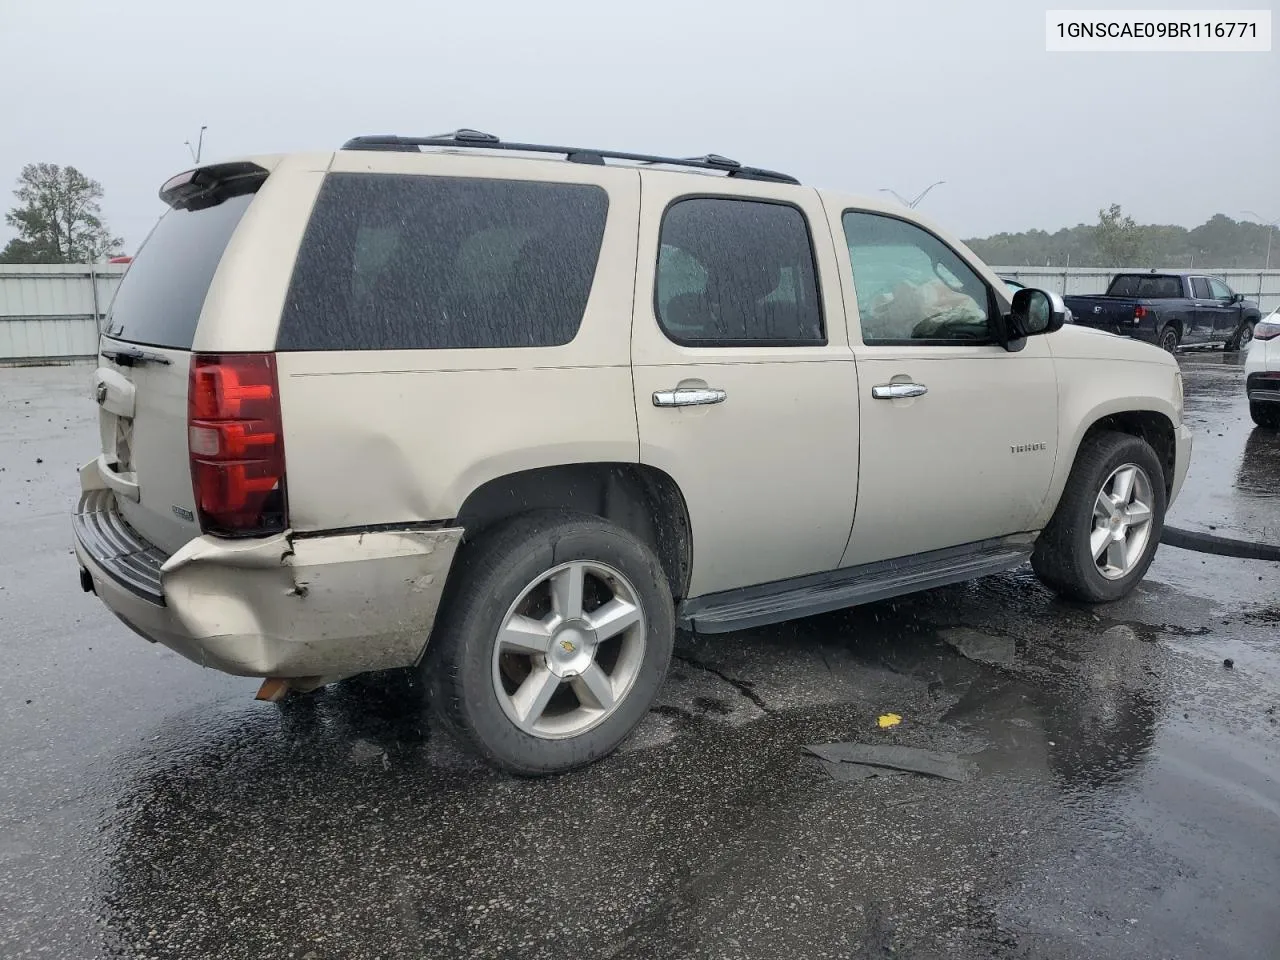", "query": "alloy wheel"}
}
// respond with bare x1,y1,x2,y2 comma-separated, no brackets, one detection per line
1091,463,1156,580
491,560,647,739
